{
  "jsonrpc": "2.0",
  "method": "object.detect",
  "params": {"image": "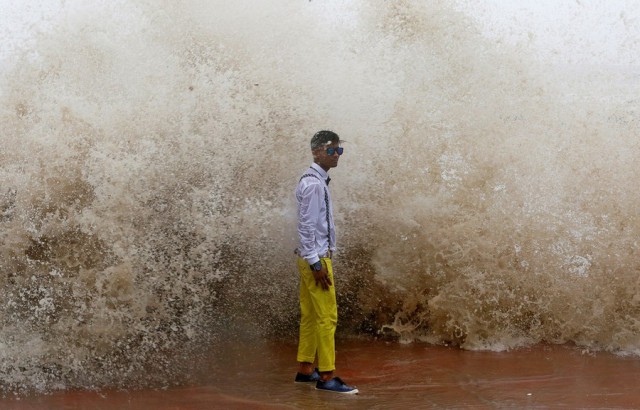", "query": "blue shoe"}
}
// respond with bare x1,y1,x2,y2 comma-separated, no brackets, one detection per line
315,377,359,394
294,368,320,383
